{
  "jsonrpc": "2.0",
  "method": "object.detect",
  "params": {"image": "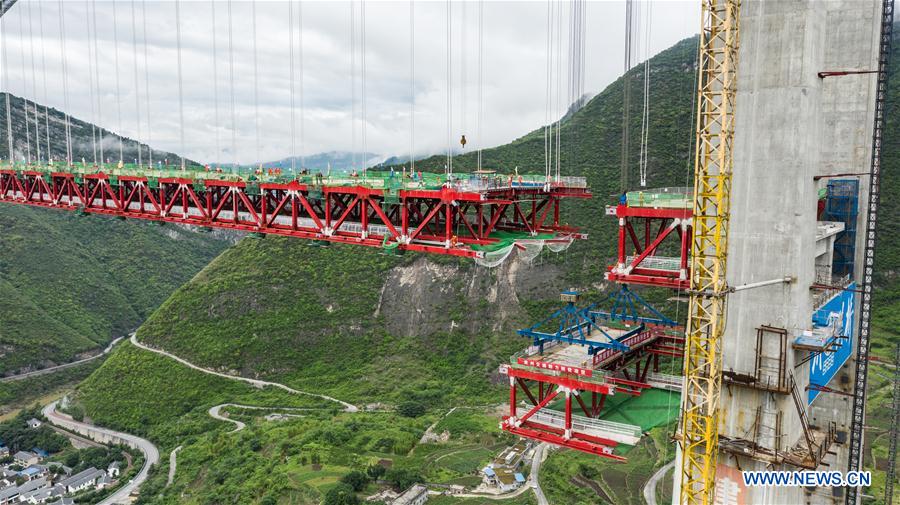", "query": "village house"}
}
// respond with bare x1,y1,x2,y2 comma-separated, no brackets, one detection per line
14,451,40,466
20,483,66,504
26,419,42,429
18,464,47,481
58,467,107,494
0,477,48,505
392,484,428,505
480,466,526,493
106,461,121,478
